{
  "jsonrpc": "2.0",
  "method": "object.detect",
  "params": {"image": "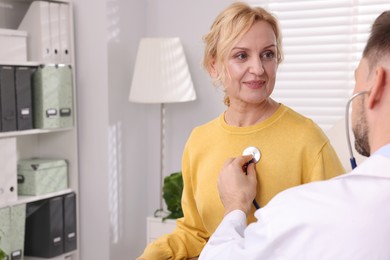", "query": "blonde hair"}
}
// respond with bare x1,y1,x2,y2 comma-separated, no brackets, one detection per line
202,2,283,105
